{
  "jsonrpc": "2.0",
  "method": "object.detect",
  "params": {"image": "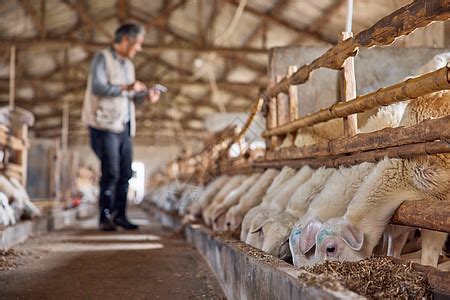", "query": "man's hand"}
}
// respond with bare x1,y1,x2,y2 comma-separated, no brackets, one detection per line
146,88,161,104
124,80,147,92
